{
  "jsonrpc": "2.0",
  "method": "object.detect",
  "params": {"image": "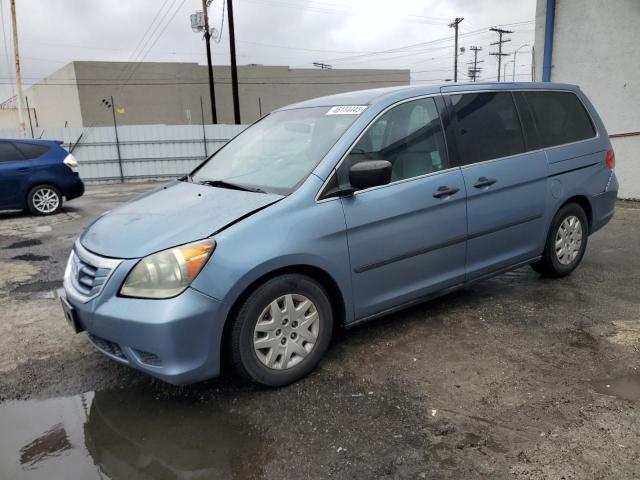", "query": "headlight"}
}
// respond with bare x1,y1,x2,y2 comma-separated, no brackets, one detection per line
120,240,215,299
